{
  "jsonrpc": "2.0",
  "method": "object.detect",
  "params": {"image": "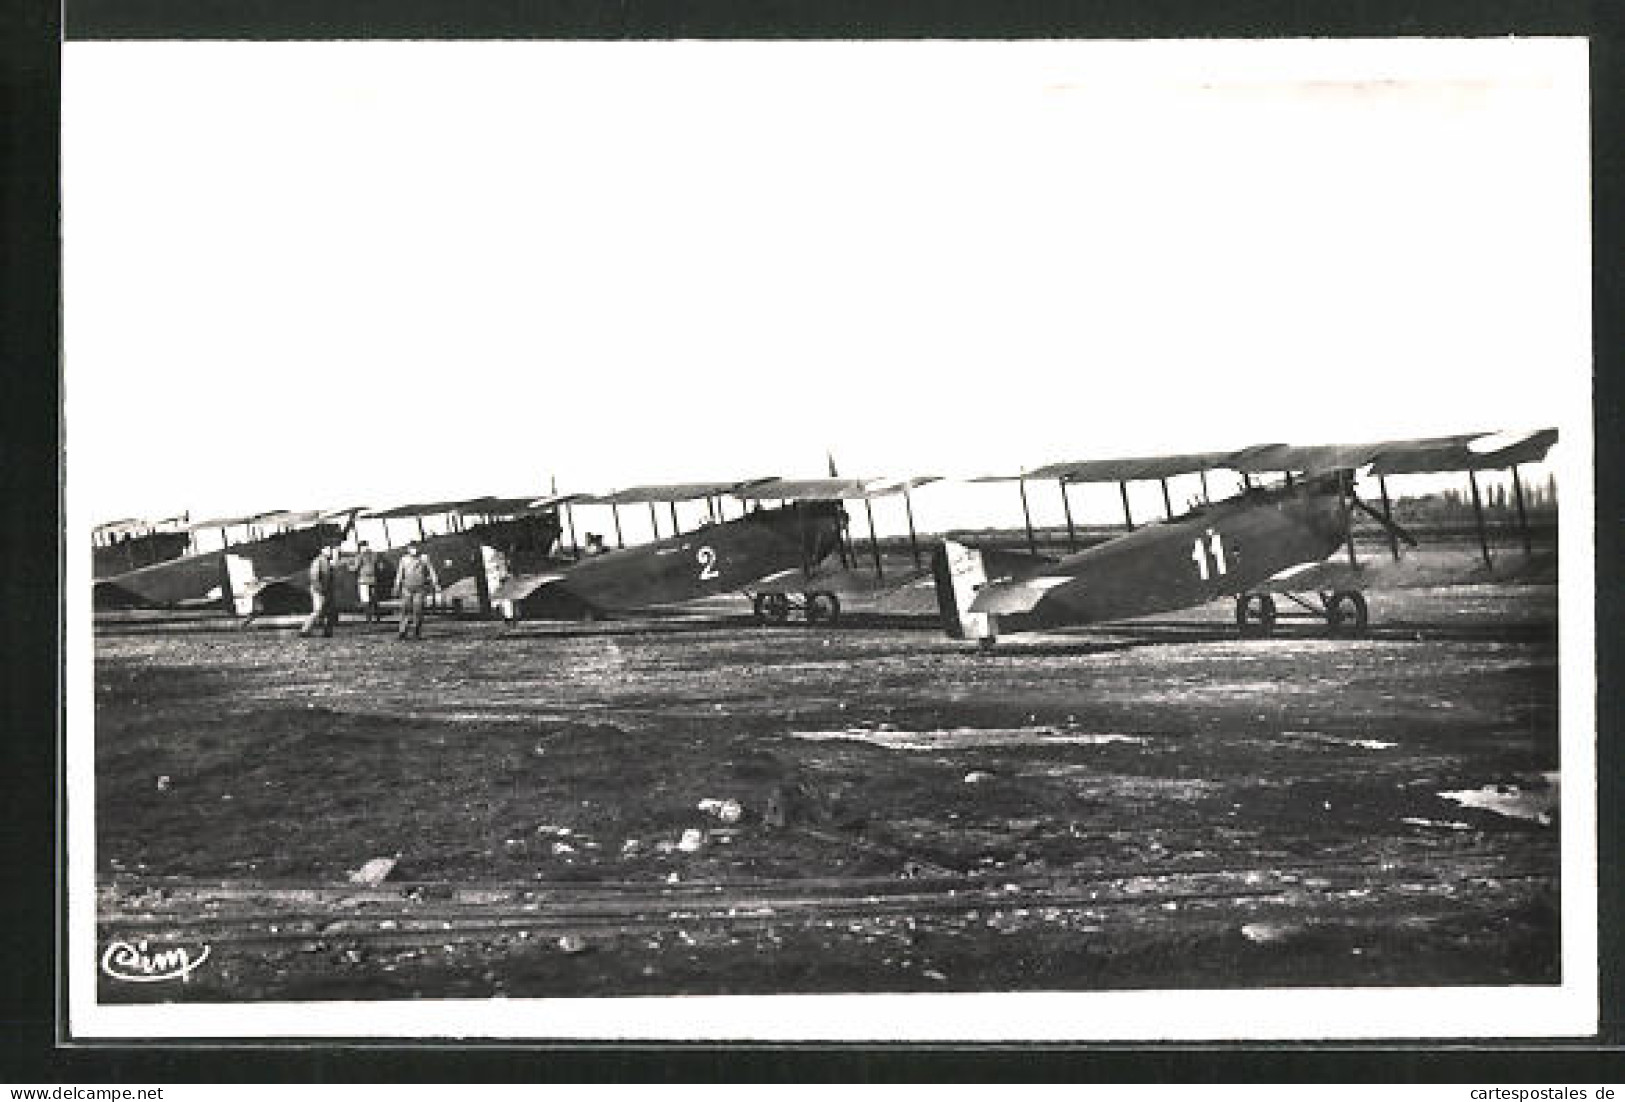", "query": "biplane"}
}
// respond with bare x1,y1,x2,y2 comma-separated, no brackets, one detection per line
92,508,357,611
489,475,939,624
238,496,565,617
91,514,192,579
933,428,1559,648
